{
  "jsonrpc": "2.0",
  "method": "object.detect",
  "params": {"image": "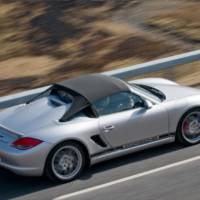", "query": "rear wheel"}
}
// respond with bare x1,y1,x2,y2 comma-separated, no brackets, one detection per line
45,141,86,182
177,108,200,145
